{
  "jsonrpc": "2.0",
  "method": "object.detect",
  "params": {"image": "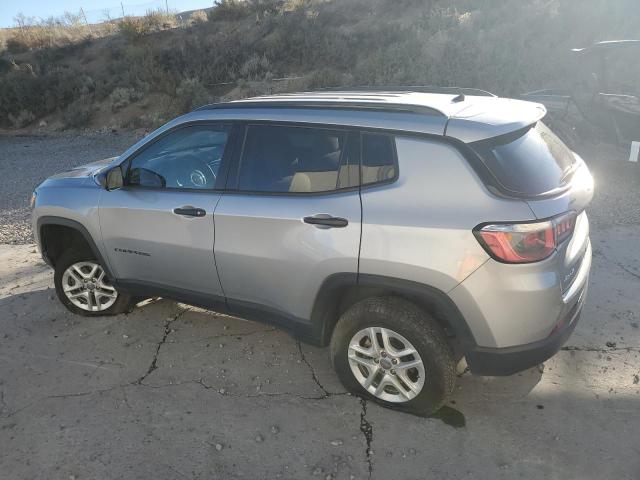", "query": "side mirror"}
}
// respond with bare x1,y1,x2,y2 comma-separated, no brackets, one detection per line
105,166,124,191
